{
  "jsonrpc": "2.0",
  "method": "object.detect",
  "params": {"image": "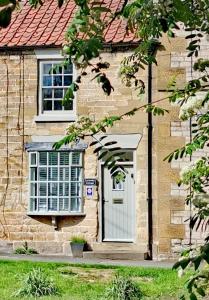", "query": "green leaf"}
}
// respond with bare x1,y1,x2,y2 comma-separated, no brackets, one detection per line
190,292,197,300
196,287,205,297
0,6,12,28
58,0,64,8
